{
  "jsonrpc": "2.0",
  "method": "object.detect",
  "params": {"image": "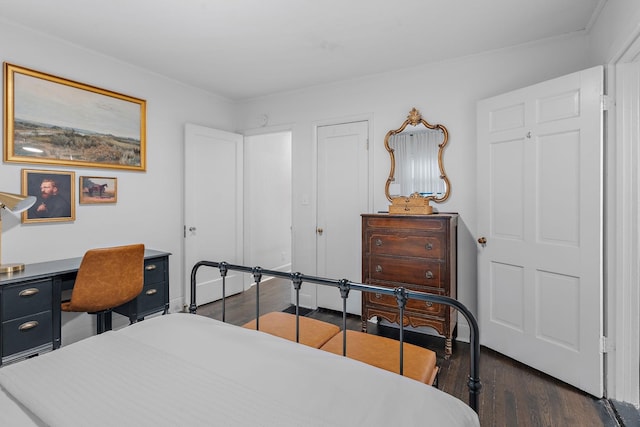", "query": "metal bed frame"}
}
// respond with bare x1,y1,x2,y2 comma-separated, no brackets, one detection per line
190,260,482,413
